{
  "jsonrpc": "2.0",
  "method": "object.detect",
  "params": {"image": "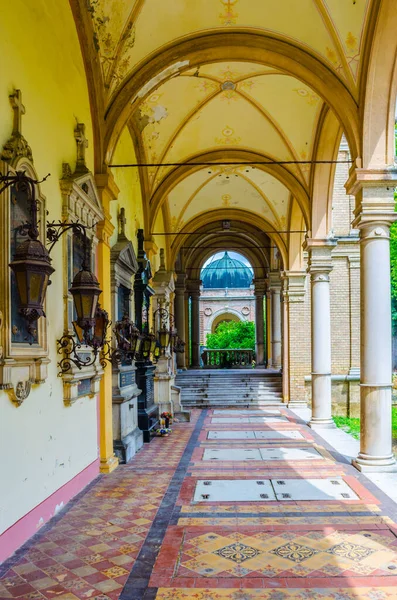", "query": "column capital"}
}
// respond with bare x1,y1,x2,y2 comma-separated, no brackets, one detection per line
267,271,282,292
253,277,266,296
281,271,306,303
95,170,120,206
304,238,336,276
346,167,397,231
186,279,201,297
345,166,397,197
175,272,187,293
